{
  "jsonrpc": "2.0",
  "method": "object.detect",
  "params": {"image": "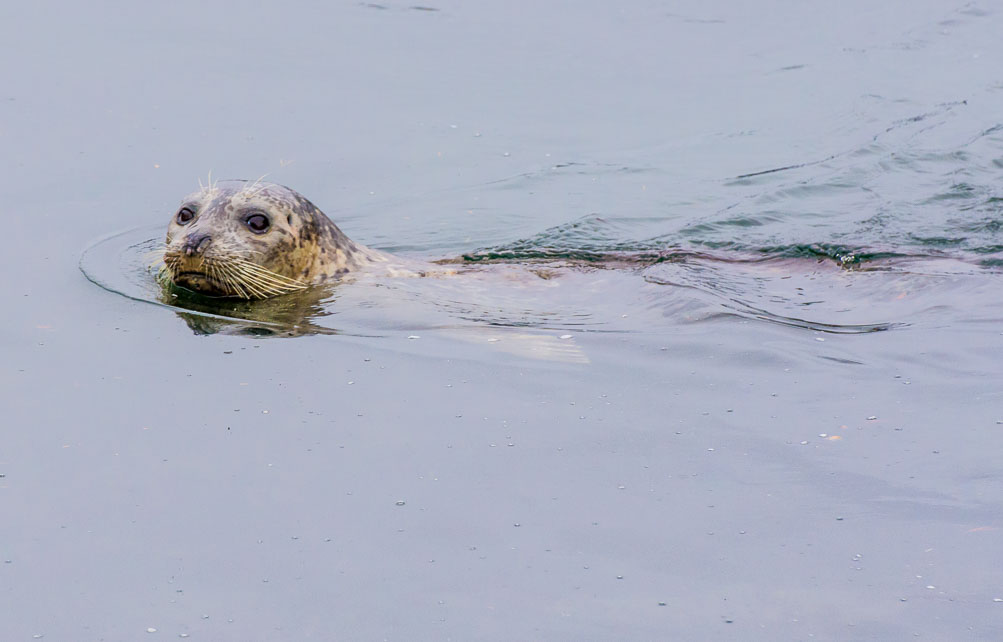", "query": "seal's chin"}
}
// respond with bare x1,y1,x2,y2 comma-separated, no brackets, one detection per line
171,271,231,297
